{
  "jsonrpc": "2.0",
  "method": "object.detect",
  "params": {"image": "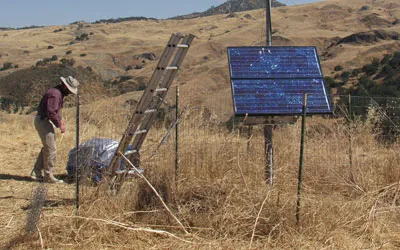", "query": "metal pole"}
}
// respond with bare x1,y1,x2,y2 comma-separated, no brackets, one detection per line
348,94,352,121
348,94,353,181
75,88,80,216
266,0,272,46
264,126,273,185
175,86,179,185
296,94,307,225
264,0,273,185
